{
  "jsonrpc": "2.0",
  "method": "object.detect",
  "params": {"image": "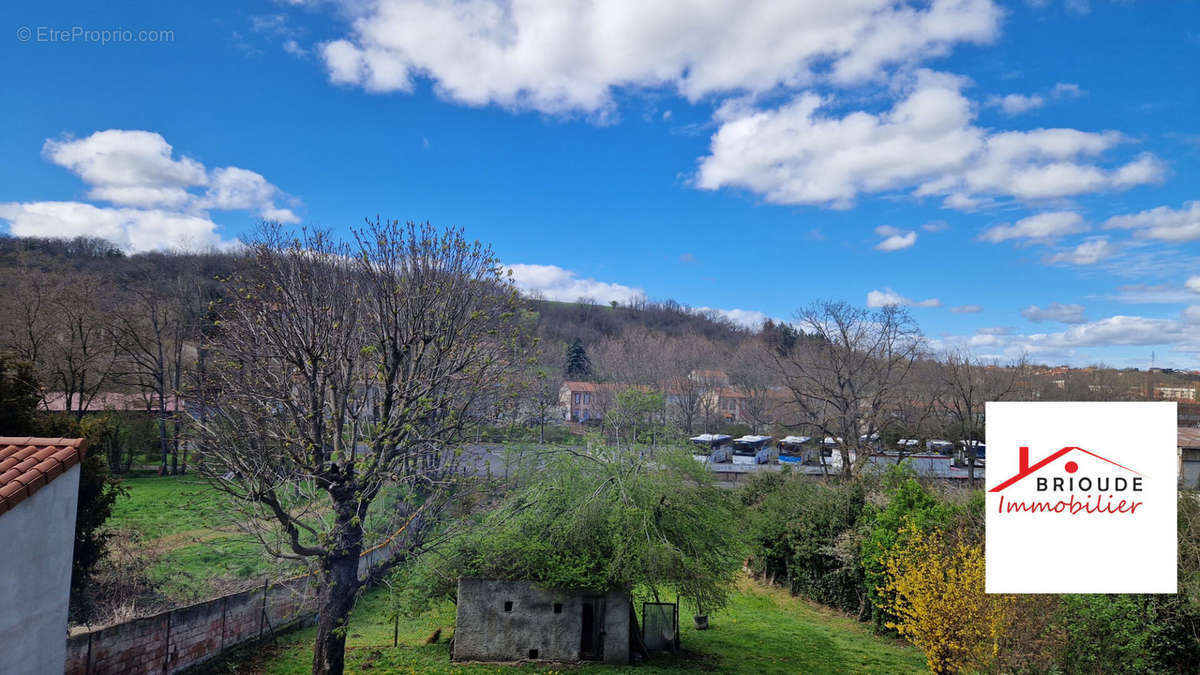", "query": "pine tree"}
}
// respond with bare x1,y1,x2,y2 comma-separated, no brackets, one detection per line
565,337,592,378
